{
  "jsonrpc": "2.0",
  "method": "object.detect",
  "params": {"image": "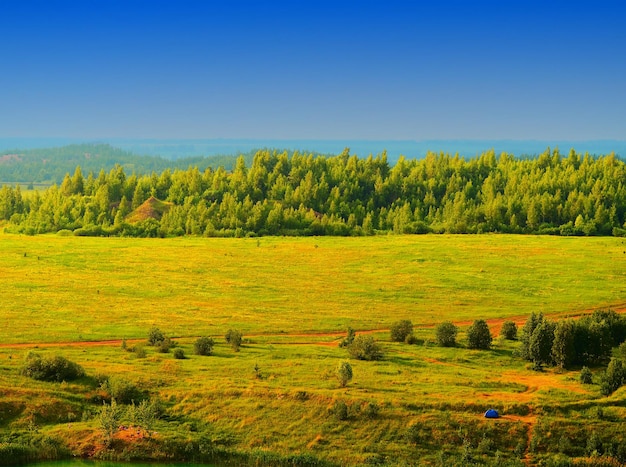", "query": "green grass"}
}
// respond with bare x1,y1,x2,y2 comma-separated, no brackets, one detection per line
0,233,625,465
1,233,624,344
